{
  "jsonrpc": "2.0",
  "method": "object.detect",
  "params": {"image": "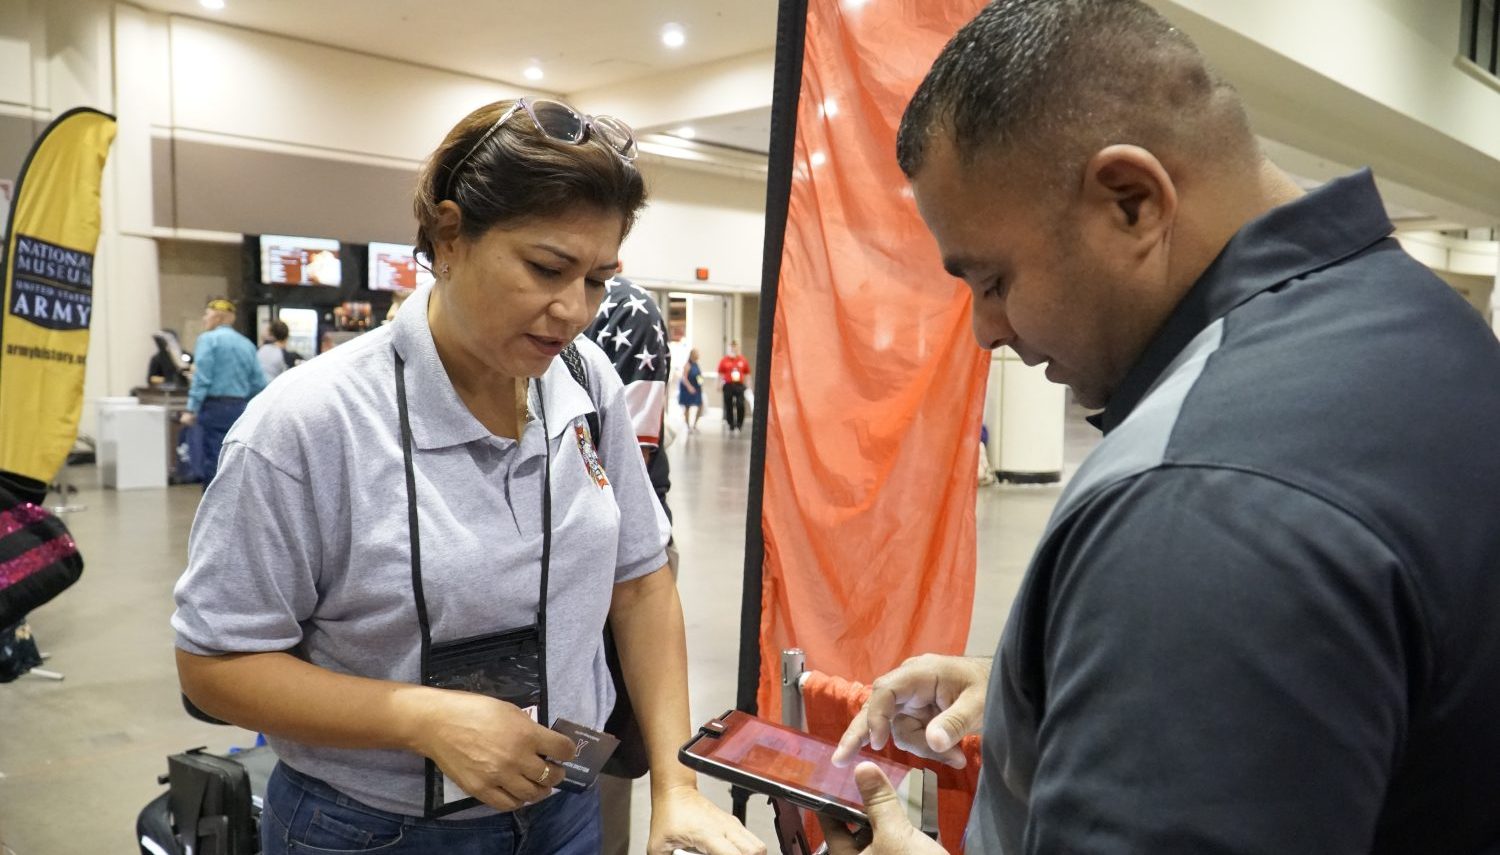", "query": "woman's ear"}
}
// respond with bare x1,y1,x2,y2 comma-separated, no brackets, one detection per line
433,200,465,268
